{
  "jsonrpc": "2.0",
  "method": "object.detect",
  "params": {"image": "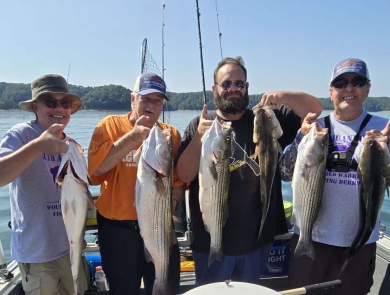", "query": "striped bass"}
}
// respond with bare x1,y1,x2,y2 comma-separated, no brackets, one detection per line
57,139,92,295
253,105,283,239
292,123,328,259
135,124,176,295
199,118,232,266
341,134,390,273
